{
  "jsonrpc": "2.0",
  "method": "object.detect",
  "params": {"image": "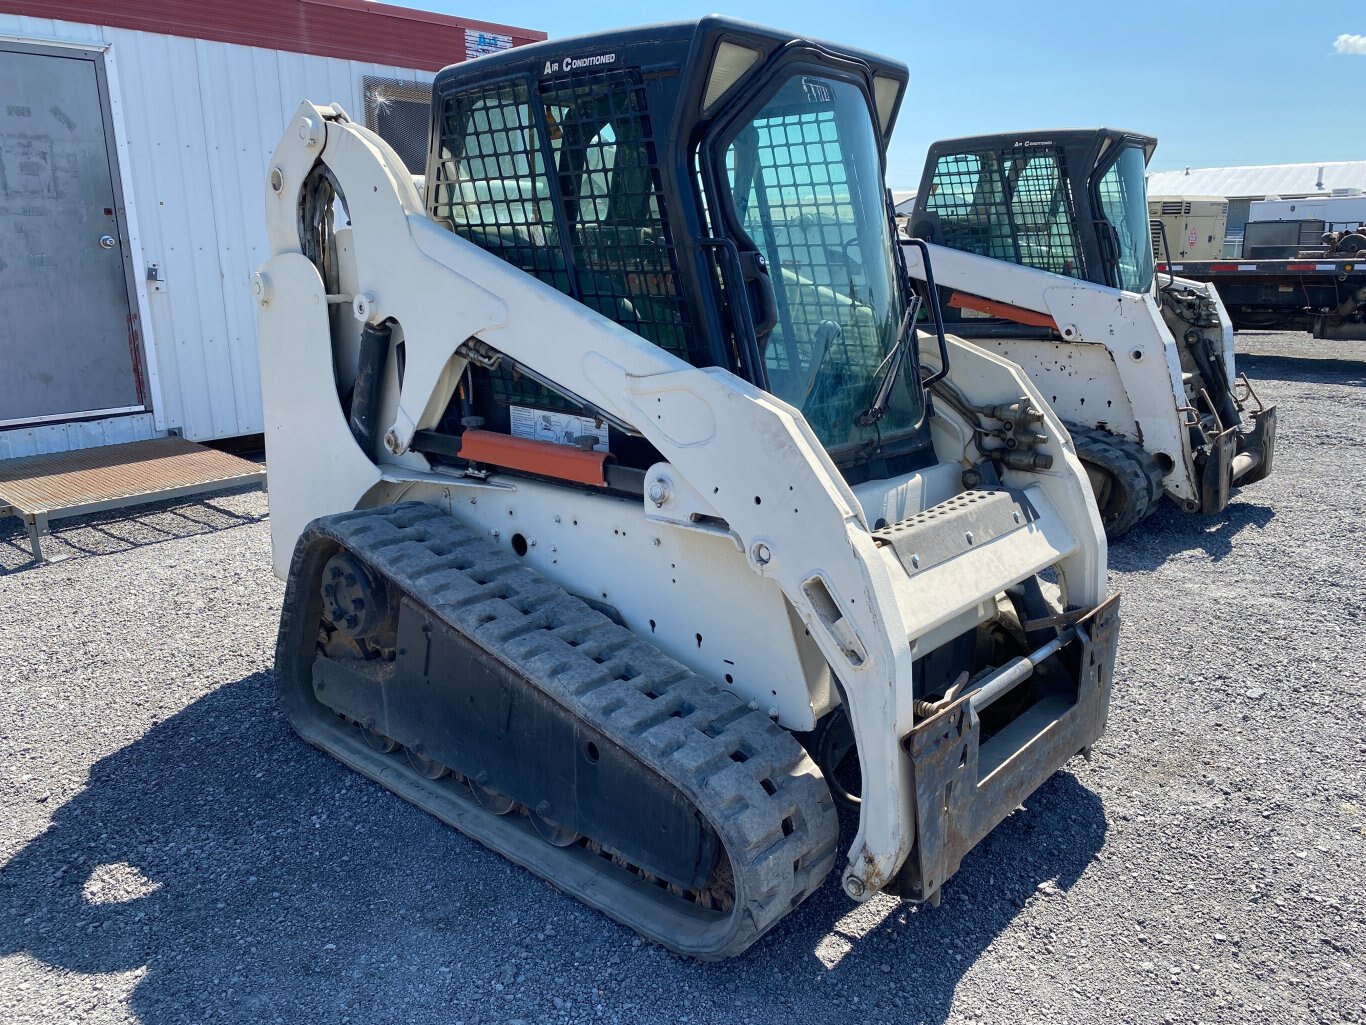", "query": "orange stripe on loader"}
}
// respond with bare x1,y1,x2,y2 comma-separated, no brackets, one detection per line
948,292,1057,330
459,430,609,487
